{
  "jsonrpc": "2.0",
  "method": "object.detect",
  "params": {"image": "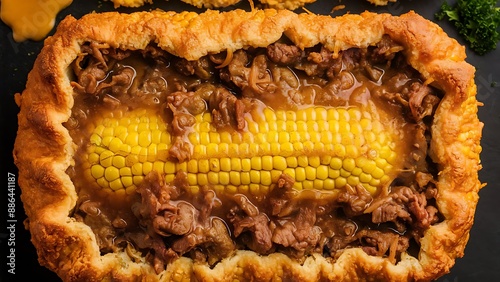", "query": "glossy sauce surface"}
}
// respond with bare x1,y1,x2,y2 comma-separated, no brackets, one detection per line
0,0,72,41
